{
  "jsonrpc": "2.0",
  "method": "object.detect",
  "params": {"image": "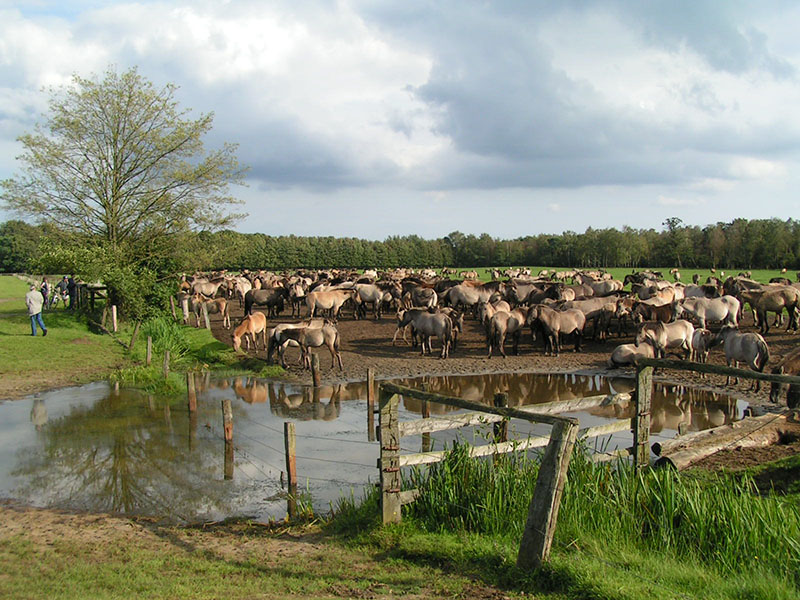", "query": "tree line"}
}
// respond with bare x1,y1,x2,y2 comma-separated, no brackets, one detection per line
3,217,799,274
